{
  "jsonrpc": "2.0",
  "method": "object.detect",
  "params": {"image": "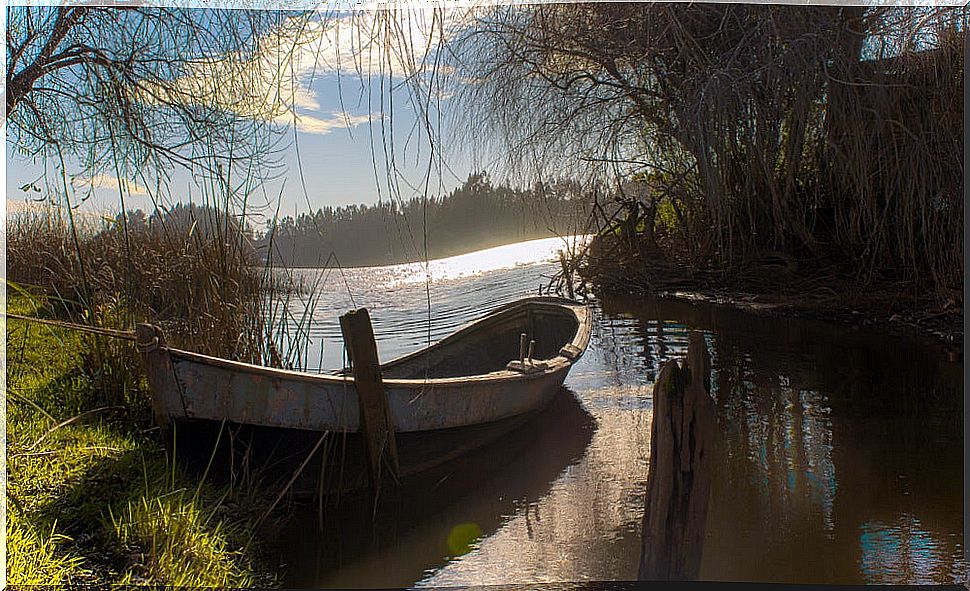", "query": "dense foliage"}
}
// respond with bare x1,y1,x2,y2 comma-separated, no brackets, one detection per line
450,4,964,301
261,173,593,267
